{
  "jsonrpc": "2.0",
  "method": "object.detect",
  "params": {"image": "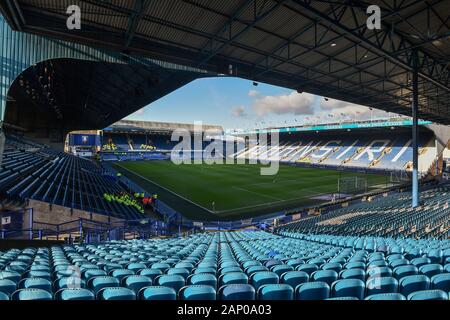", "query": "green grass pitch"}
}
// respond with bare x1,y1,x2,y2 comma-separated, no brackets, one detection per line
114,161,390,221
